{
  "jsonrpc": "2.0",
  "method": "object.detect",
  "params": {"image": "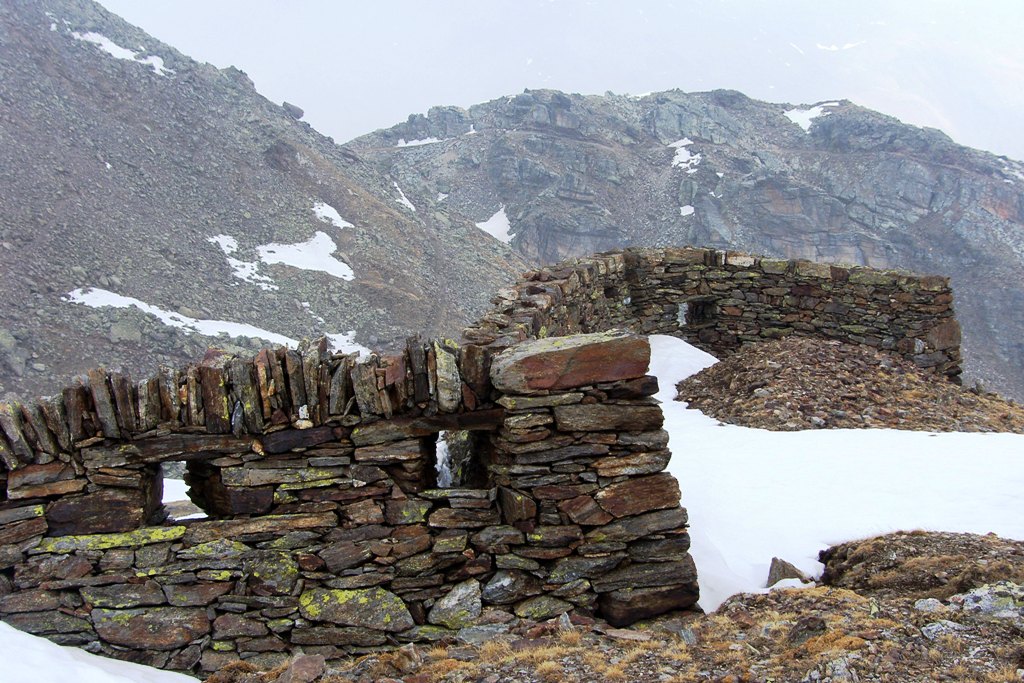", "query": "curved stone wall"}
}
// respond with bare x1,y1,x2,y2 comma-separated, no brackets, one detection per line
0,246,960,675
463,247,961,380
